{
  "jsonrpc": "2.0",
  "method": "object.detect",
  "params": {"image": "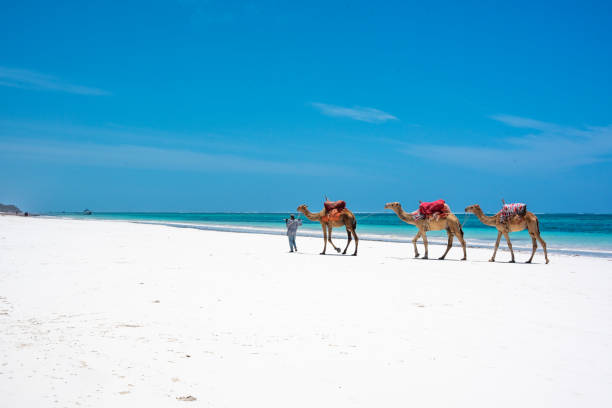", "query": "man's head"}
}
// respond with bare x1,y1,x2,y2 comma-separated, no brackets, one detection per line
290,214,295,220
